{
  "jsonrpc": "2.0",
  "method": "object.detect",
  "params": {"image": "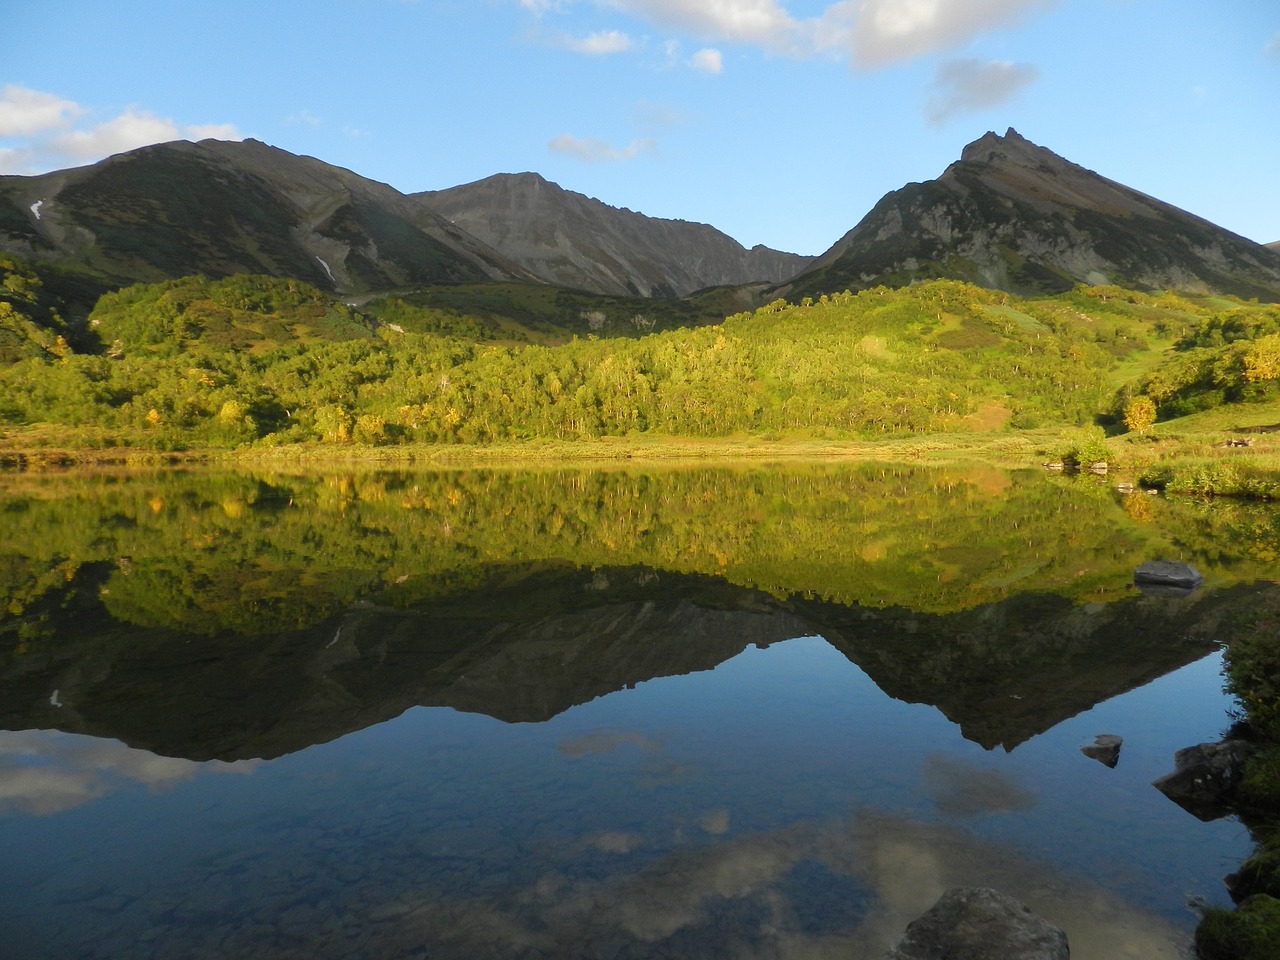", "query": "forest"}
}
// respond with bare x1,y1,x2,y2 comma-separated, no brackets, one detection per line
1,254,1279,452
